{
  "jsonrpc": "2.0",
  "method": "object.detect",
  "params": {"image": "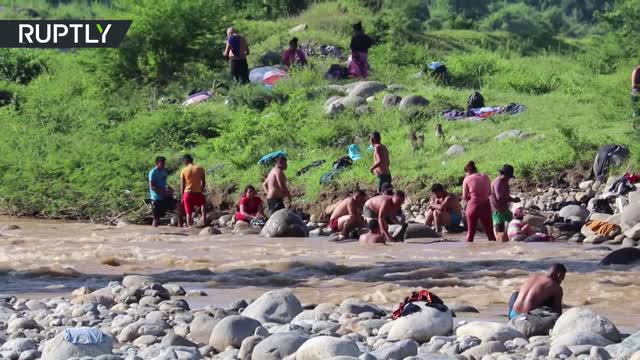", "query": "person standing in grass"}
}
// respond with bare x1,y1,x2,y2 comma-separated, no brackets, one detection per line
224,27,250,84
282,37,307,69
263,156,291,215
349,21,372,78
370,131,391,193
180,154,206,227
632,65,640,117
149,156,173,227
462,161,496,242
490,164,521,242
